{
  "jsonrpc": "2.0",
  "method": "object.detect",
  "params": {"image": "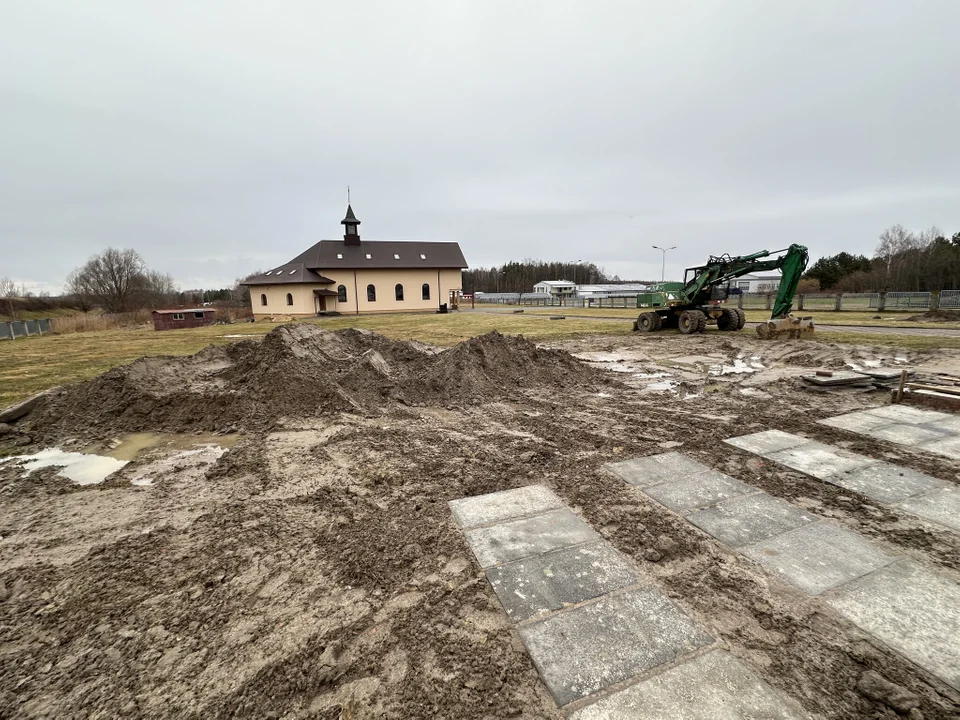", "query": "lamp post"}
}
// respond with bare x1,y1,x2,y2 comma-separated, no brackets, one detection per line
652,245,676,283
